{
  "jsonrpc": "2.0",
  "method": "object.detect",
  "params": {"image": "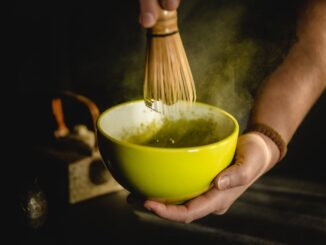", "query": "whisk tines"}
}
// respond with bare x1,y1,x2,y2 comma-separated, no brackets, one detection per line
143,9,196,114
